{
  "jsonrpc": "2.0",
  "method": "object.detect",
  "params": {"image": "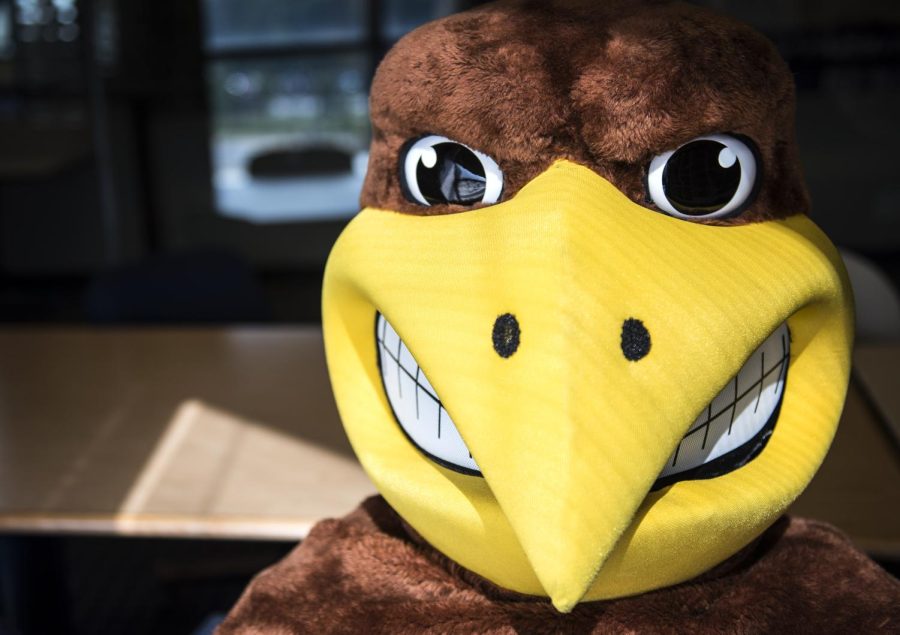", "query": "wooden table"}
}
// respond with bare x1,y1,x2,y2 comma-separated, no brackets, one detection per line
0,327,375,540
0,328,896,554
791,344,900,558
